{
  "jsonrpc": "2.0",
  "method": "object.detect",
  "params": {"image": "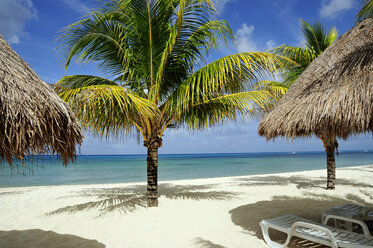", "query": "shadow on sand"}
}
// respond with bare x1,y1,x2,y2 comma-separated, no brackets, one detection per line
230,171,373,248
0,229,105,248
193,238,226,248
230,195,371,248
230,195,370,237
47,183,236,217
234,175,373,190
